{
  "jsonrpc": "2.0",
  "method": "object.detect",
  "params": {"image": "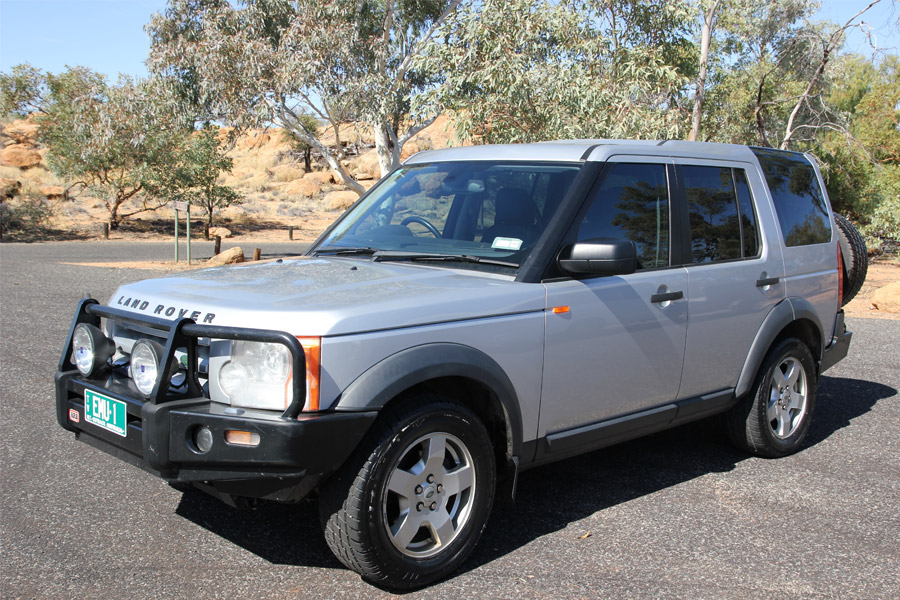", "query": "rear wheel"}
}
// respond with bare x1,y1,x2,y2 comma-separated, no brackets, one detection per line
726,338,817,458
319,396,495,589
834,213,867,305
